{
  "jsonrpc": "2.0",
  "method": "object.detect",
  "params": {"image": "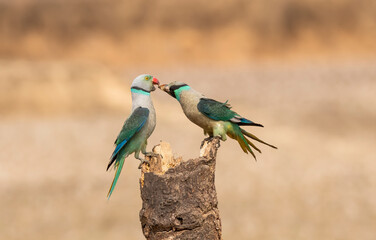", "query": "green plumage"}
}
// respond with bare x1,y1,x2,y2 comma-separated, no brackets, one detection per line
107,107,149,199
197,98,237,121
114,108,149,145
160,82,276,160
197,98,276,159
107,151,127,198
